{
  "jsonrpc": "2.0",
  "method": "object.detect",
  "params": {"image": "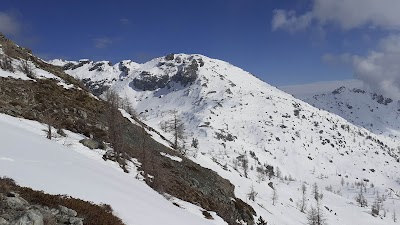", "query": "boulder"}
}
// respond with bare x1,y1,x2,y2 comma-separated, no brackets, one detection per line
69,217,83,225
12,209,43,225
79,138,101,149
58,205,77,217
4,196,28,210
0,217,9,225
